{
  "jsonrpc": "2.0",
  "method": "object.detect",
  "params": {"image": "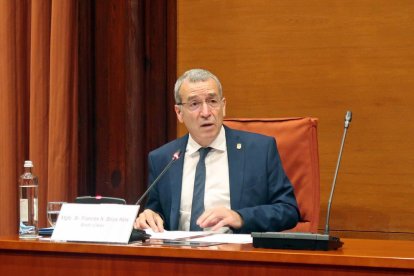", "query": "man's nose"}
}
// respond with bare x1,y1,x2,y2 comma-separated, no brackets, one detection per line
200,101,211,116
